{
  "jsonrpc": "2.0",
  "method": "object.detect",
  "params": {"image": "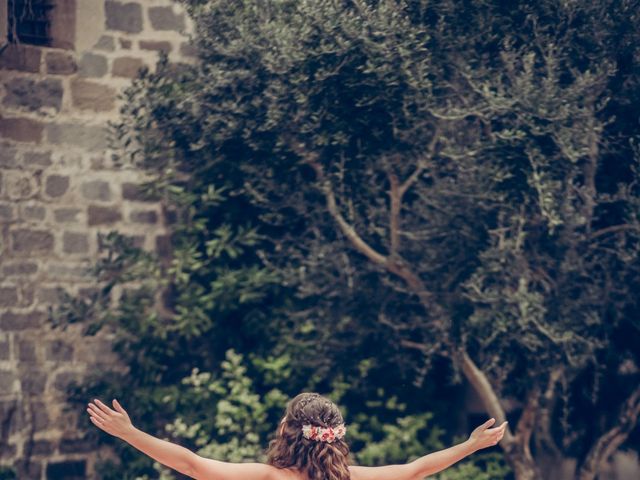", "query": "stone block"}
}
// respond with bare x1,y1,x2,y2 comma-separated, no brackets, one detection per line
139,40,173,54
0,370,16,392
11,229,54,254
122,182,159,201
7,172,38,199
54,208,81,223
0,287,19,307
24,151,52,167
19,285,35,307
47,263,92,279
0,144,18,168
2,261,38,276
32,405,49,430
59,436,95,453
105,1,143,33
21,371,47,394
52,371,83,392
130,210,158,224
45,340,74,362
94,35,116,51
180,42,198,58
149,6,185,31
0,117,45,143
46,123,108,151
17,460,43,479
45,51,78,75
88,205,122,225
0,337,9,360
0,311,46,330
112,57,144,78
45,174,70,198
32,439,56,456
0,203,13,222
119,38,132,49
63,231,90,254
70,79,116,112
36,287,63,304
0,44,41,73
155,234,173,257
22,205,46,220
79,53,109,78
2,77,63,112
17,339,36,361
80,180,111,201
